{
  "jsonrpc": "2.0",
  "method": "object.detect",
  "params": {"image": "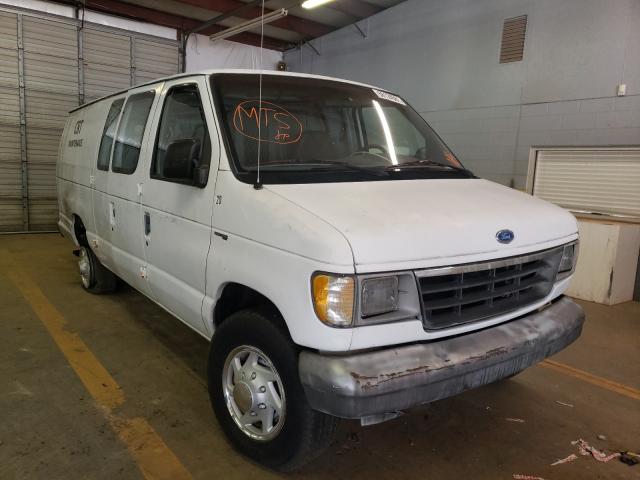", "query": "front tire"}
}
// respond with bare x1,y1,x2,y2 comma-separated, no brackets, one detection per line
77,246,117,294
208,309,338,471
